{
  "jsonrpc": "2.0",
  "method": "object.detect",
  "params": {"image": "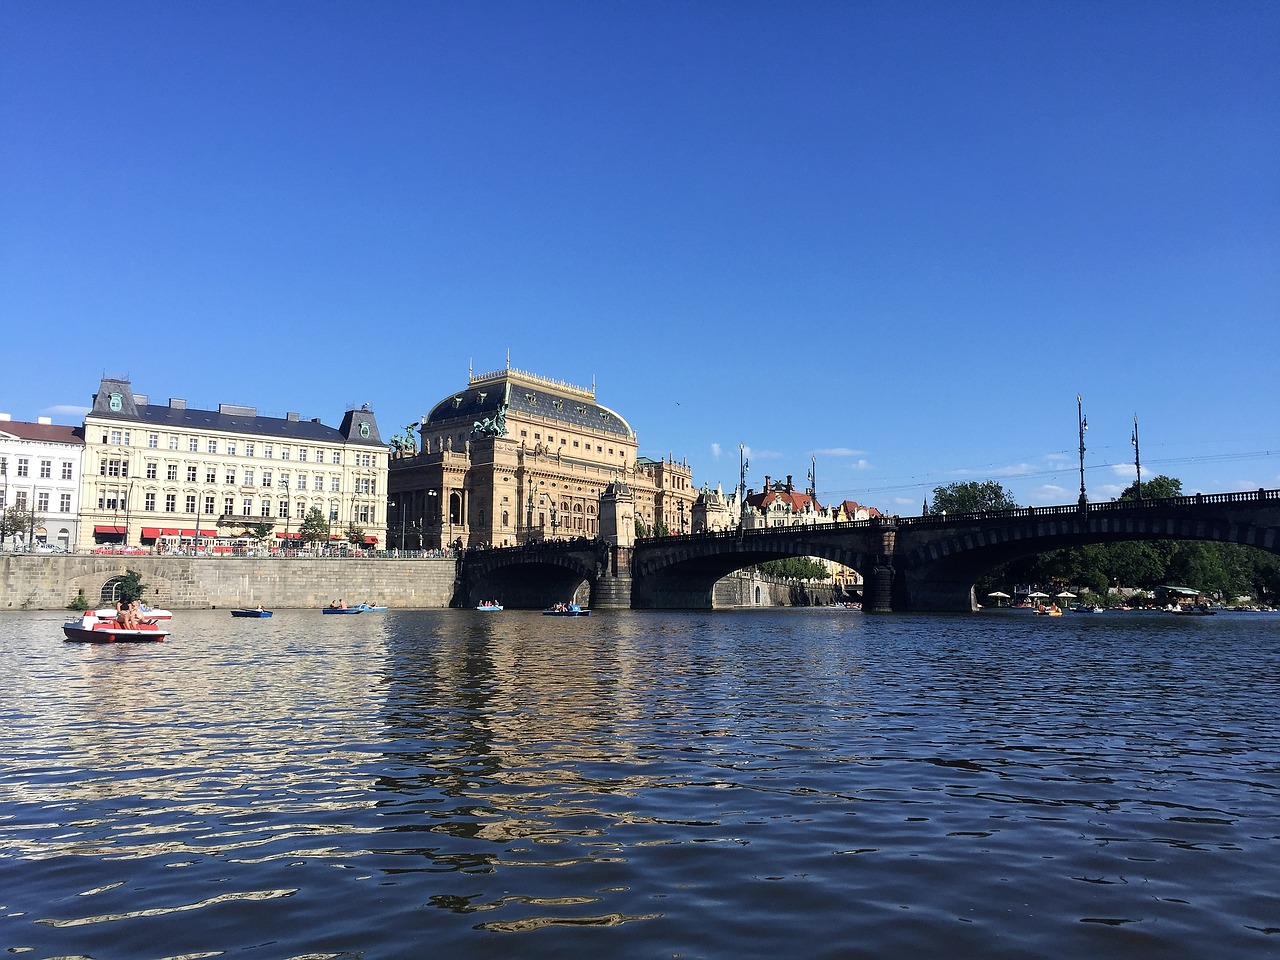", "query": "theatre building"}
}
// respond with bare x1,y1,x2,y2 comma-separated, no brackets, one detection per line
387,362,696,550
79,378,388,552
